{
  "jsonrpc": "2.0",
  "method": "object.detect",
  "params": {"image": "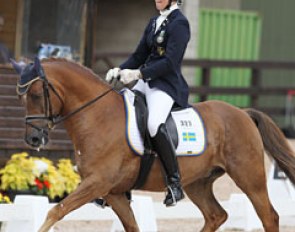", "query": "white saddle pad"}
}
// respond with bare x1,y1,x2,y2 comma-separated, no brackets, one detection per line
122,89,206,156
